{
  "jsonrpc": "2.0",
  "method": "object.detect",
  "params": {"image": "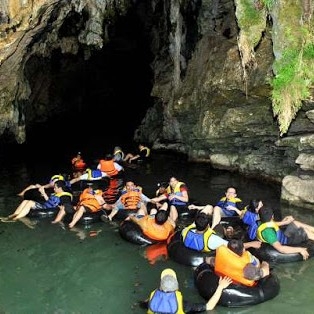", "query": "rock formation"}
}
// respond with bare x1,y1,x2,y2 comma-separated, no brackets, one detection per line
1,0,314,209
